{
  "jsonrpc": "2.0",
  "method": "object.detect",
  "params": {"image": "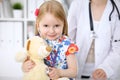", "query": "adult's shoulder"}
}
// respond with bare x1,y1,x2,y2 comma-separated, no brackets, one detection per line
71,0,80,5
68,0,85,17
70,0,83,8
69,0,88,13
